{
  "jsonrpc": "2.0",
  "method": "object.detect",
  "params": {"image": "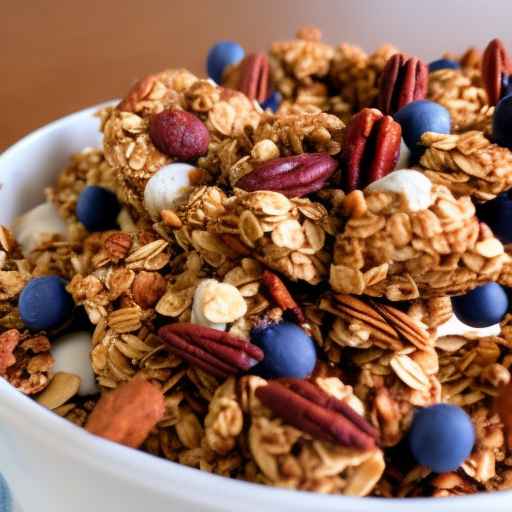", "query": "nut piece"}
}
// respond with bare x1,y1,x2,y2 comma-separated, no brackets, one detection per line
342,108,402,191
132,271,167,309
378,53,428,114
261,270,305,324
158,323,263,378
494,380,512,449
236,153,338,198
0,329,21,374
149,109,209,160
85,375,165,448
256,379,378,450
104,232,133,261
237,53,270,102
482,38,511,106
